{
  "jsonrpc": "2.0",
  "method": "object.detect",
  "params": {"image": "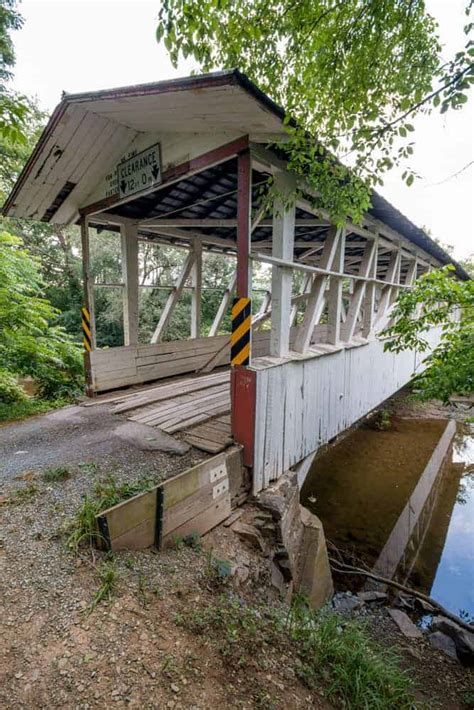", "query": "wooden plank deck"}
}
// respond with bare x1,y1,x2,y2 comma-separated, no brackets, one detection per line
82,369,233,454
184,415,233,454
